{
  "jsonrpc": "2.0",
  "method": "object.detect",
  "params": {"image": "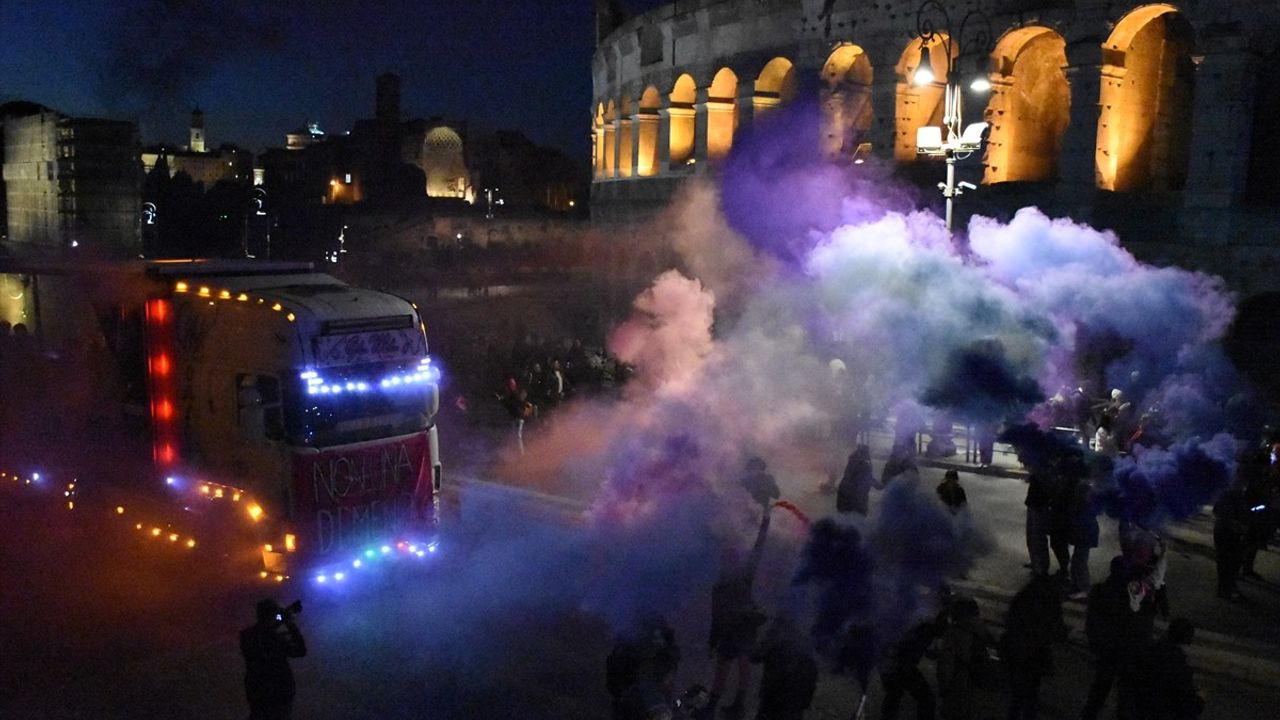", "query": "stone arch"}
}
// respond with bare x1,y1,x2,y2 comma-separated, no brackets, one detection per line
1096,4,1196,192
895,34,956,163
637,86,662,177
593,103,605,178
707,67,738,161
982,26,1071,184
603,100,617,177
422,126,469,198
754,57,797,117
618,94,635,178
669,74,697,168
821,43,874,159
